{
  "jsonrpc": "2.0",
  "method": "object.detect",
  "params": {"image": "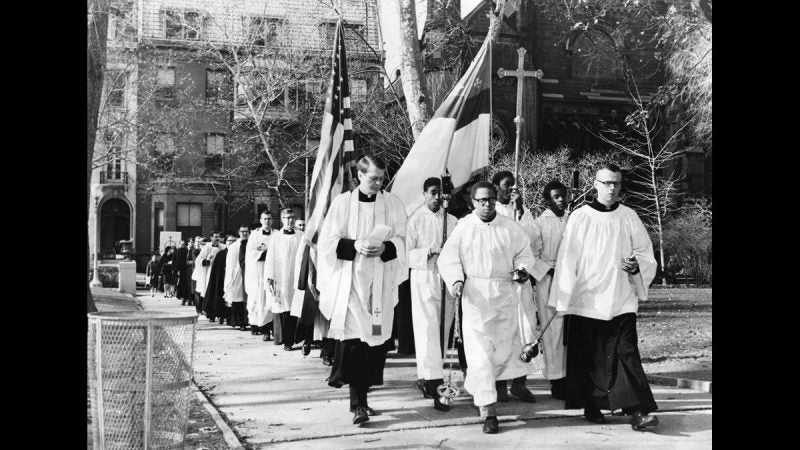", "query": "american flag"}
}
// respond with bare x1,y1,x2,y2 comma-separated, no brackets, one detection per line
297,19,355,294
